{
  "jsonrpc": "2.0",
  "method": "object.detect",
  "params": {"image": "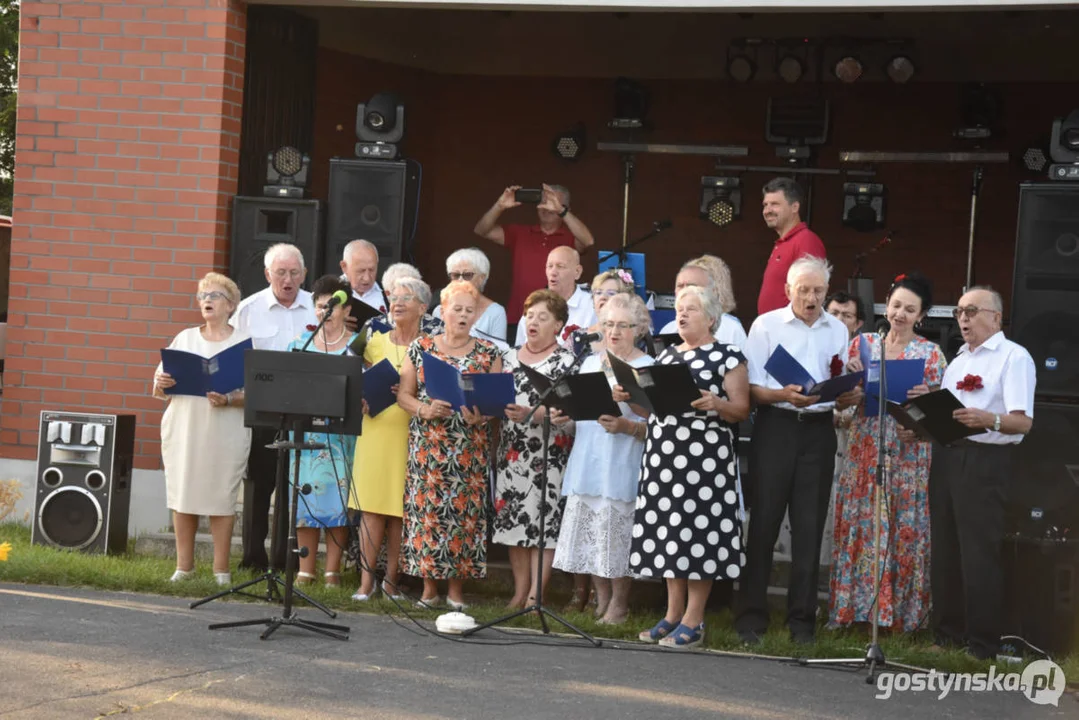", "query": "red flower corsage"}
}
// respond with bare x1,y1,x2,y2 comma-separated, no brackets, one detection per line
562,324,580,341
893,273,907,283
379,306,386,314
956,374,984,391
830,354,844,378
305,324,318,332
494,498,506,513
